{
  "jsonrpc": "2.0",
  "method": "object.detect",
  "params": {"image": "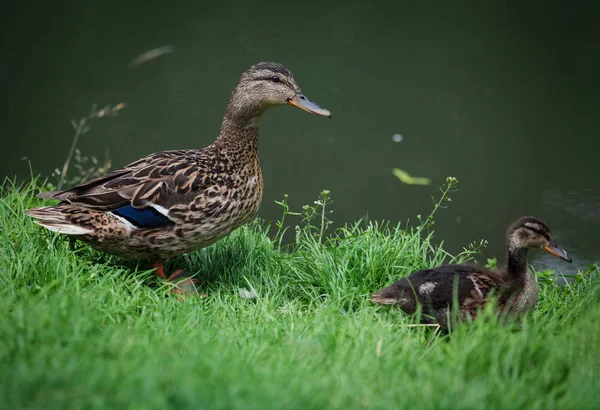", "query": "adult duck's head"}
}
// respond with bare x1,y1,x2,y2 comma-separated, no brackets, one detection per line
224,62,332,123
